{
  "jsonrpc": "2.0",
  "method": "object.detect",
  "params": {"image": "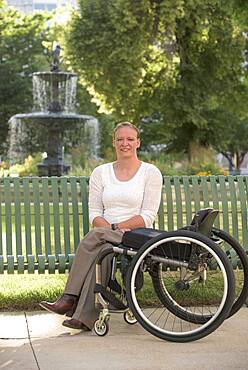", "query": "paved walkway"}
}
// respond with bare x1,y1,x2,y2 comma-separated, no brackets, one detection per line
0,308,247,370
